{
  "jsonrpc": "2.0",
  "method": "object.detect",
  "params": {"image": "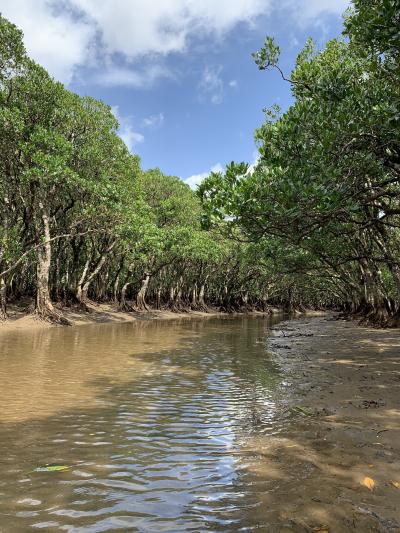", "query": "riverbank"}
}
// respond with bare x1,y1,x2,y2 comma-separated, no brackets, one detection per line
250,314,400,531
0,301,290,334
